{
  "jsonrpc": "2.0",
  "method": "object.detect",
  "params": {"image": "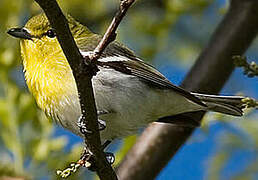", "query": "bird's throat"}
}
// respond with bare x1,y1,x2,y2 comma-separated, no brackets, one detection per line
20,39,78,116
